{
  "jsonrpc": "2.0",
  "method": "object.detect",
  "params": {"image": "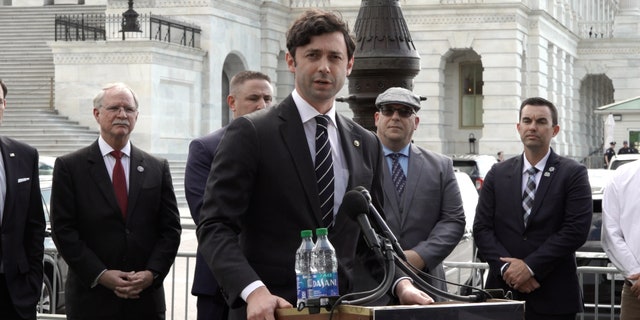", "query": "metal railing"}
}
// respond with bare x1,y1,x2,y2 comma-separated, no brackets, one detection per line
54,13,201,48
37,254,622,319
